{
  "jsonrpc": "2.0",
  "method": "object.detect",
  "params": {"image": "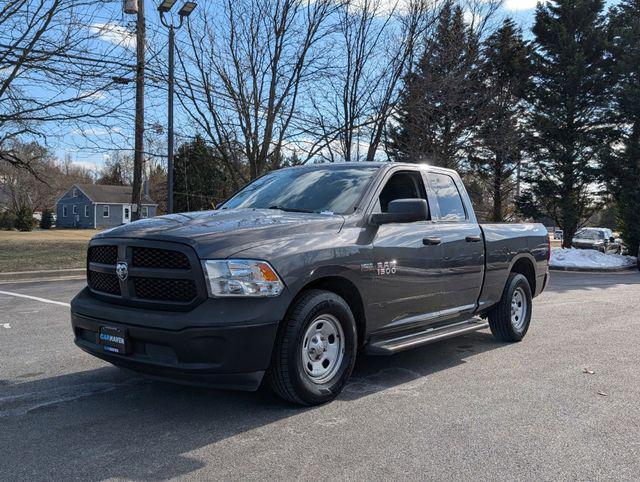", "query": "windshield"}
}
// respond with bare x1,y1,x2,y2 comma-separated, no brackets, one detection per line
575,229,604,240
220,166,378,214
